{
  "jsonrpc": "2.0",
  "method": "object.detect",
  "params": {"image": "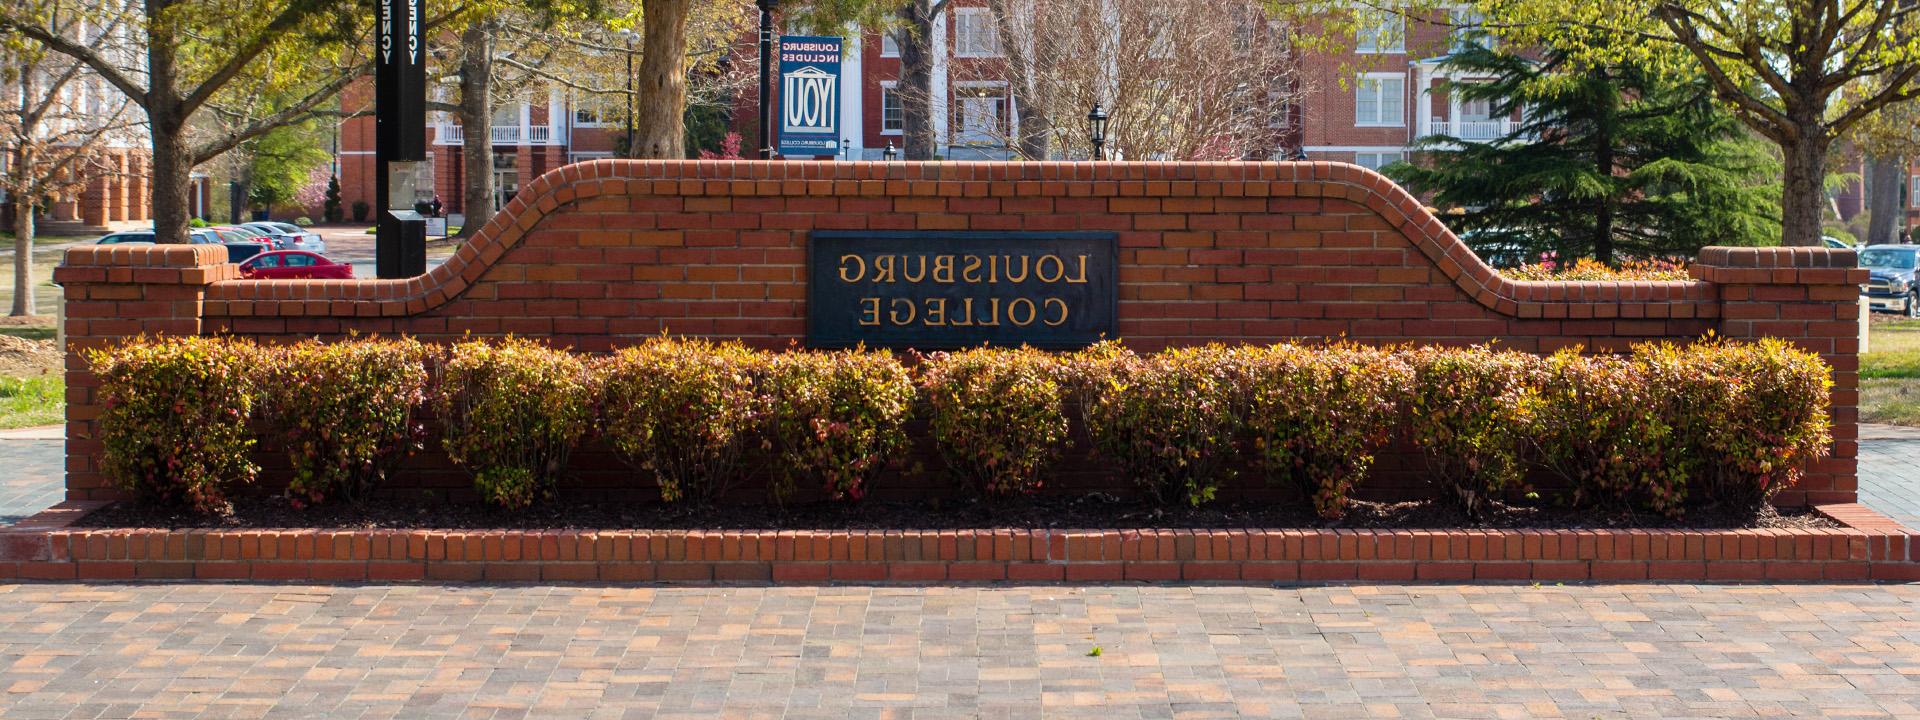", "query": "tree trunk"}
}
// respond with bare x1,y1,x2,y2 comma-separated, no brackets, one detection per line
1867,153,1904,245
10,187,34,317
897,1,938,160
1592,68,1615,264
1780,132,1831,247
146,0,193,244
988,0,1049,160
457,22,494,238
632,0,691,159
